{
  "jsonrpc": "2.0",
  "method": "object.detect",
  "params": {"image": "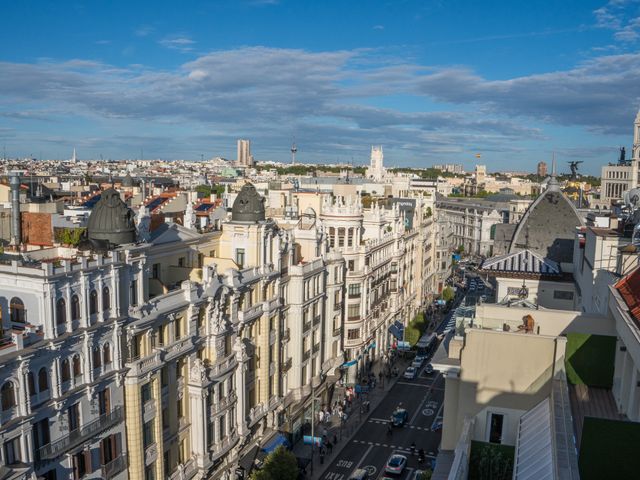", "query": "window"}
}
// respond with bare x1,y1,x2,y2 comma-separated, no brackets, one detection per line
348,260,354,271
152,263,160,279
100,434,117,465
89,290,98,315
98,388,110,415
143,420,154,448
176,358,184,380
488,413,504,444
161,366,169,388
145,464,156,480
348,284,361,298
71,295,81,321
3,437,21,465
93,347,102,369
347,329,360,340
175,316,183,340
102,286,110,311
347,303,360,320
72,449,91,479
141,383,152,404
38,368,49,392
158,324,165,346
33,418,50,449
56,298,66,325
178,257,185,267
9,297,25,323
61,359,71,382
103,343,112,365
130,280,138,307
73,355,82,378
0,382,15,412
163,451,170,476
235,248,245,268
553,290,574,300
27,371,35,396
68,403,80,432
